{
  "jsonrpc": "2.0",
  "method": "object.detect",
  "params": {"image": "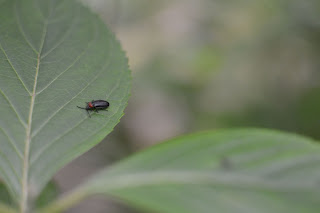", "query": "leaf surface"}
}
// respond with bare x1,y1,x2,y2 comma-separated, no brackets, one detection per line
0,0,130,210
77,129,320,213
